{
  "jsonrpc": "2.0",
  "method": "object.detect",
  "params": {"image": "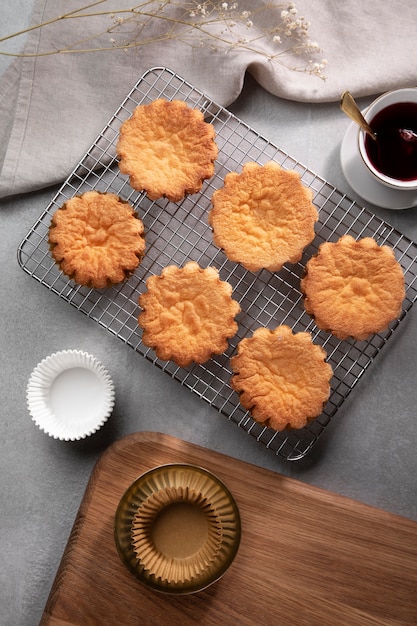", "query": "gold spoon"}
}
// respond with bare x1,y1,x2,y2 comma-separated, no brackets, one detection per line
340,91,377,141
